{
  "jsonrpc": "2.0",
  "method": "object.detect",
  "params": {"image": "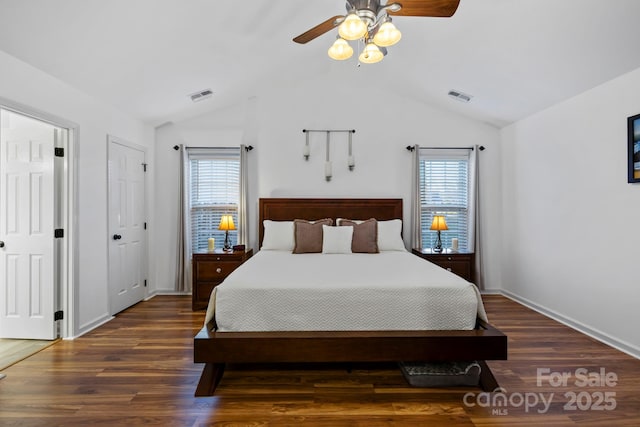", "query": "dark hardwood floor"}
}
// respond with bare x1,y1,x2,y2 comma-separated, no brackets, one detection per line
0,295,638,426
